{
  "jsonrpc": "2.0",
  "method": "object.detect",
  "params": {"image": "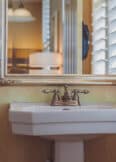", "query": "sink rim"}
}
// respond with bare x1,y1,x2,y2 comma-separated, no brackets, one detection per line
9,102,116,136
9,102,116,124
10,102,115,113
